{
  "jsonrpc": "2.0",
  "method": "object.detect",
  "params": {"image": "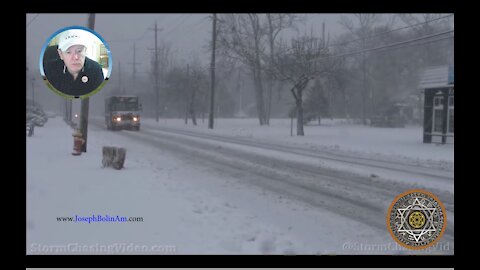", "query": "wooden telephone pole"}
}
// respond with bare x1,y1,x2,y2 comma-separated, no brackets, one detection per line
79,13,95,152
208,13,217,129
128,42,141,85
148,21,163,122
